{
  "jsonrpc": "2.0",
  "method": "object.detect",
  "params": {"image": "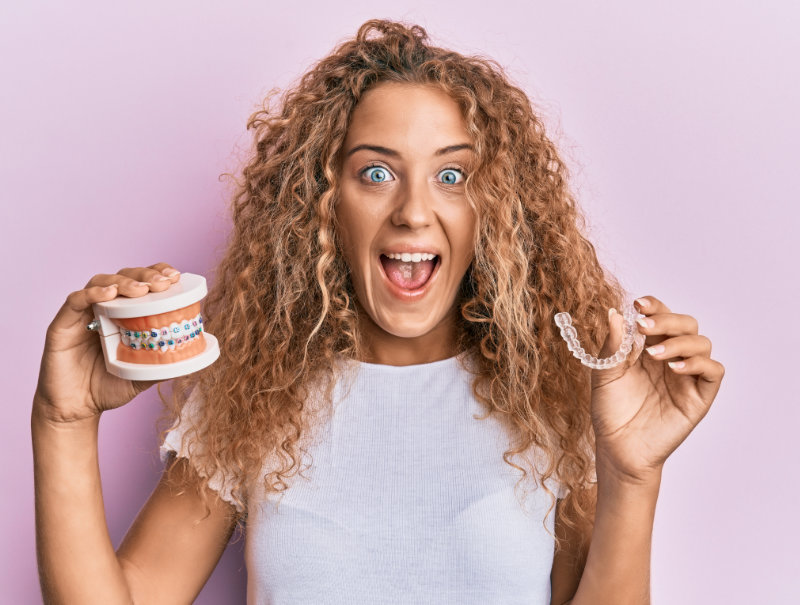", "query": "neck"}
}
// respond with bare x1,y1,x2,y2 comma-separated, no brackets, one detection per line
355,305,462,367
